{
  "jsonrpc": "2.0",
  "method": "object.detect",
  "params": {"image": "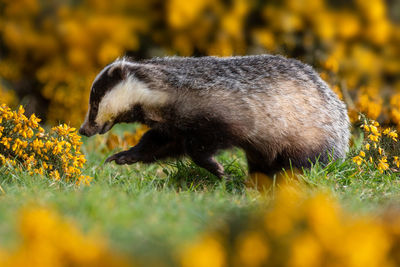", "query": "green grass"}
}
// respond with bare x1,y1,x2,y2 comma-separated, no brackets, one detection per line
0,163,258,264
1,124,400,262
